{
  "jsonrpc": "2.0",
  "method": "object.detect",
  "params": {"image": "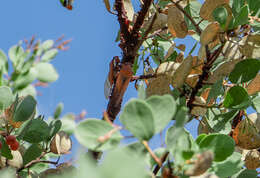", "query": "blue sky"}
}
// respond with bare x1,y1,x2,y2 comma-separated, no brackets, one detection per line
0,0,202,155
